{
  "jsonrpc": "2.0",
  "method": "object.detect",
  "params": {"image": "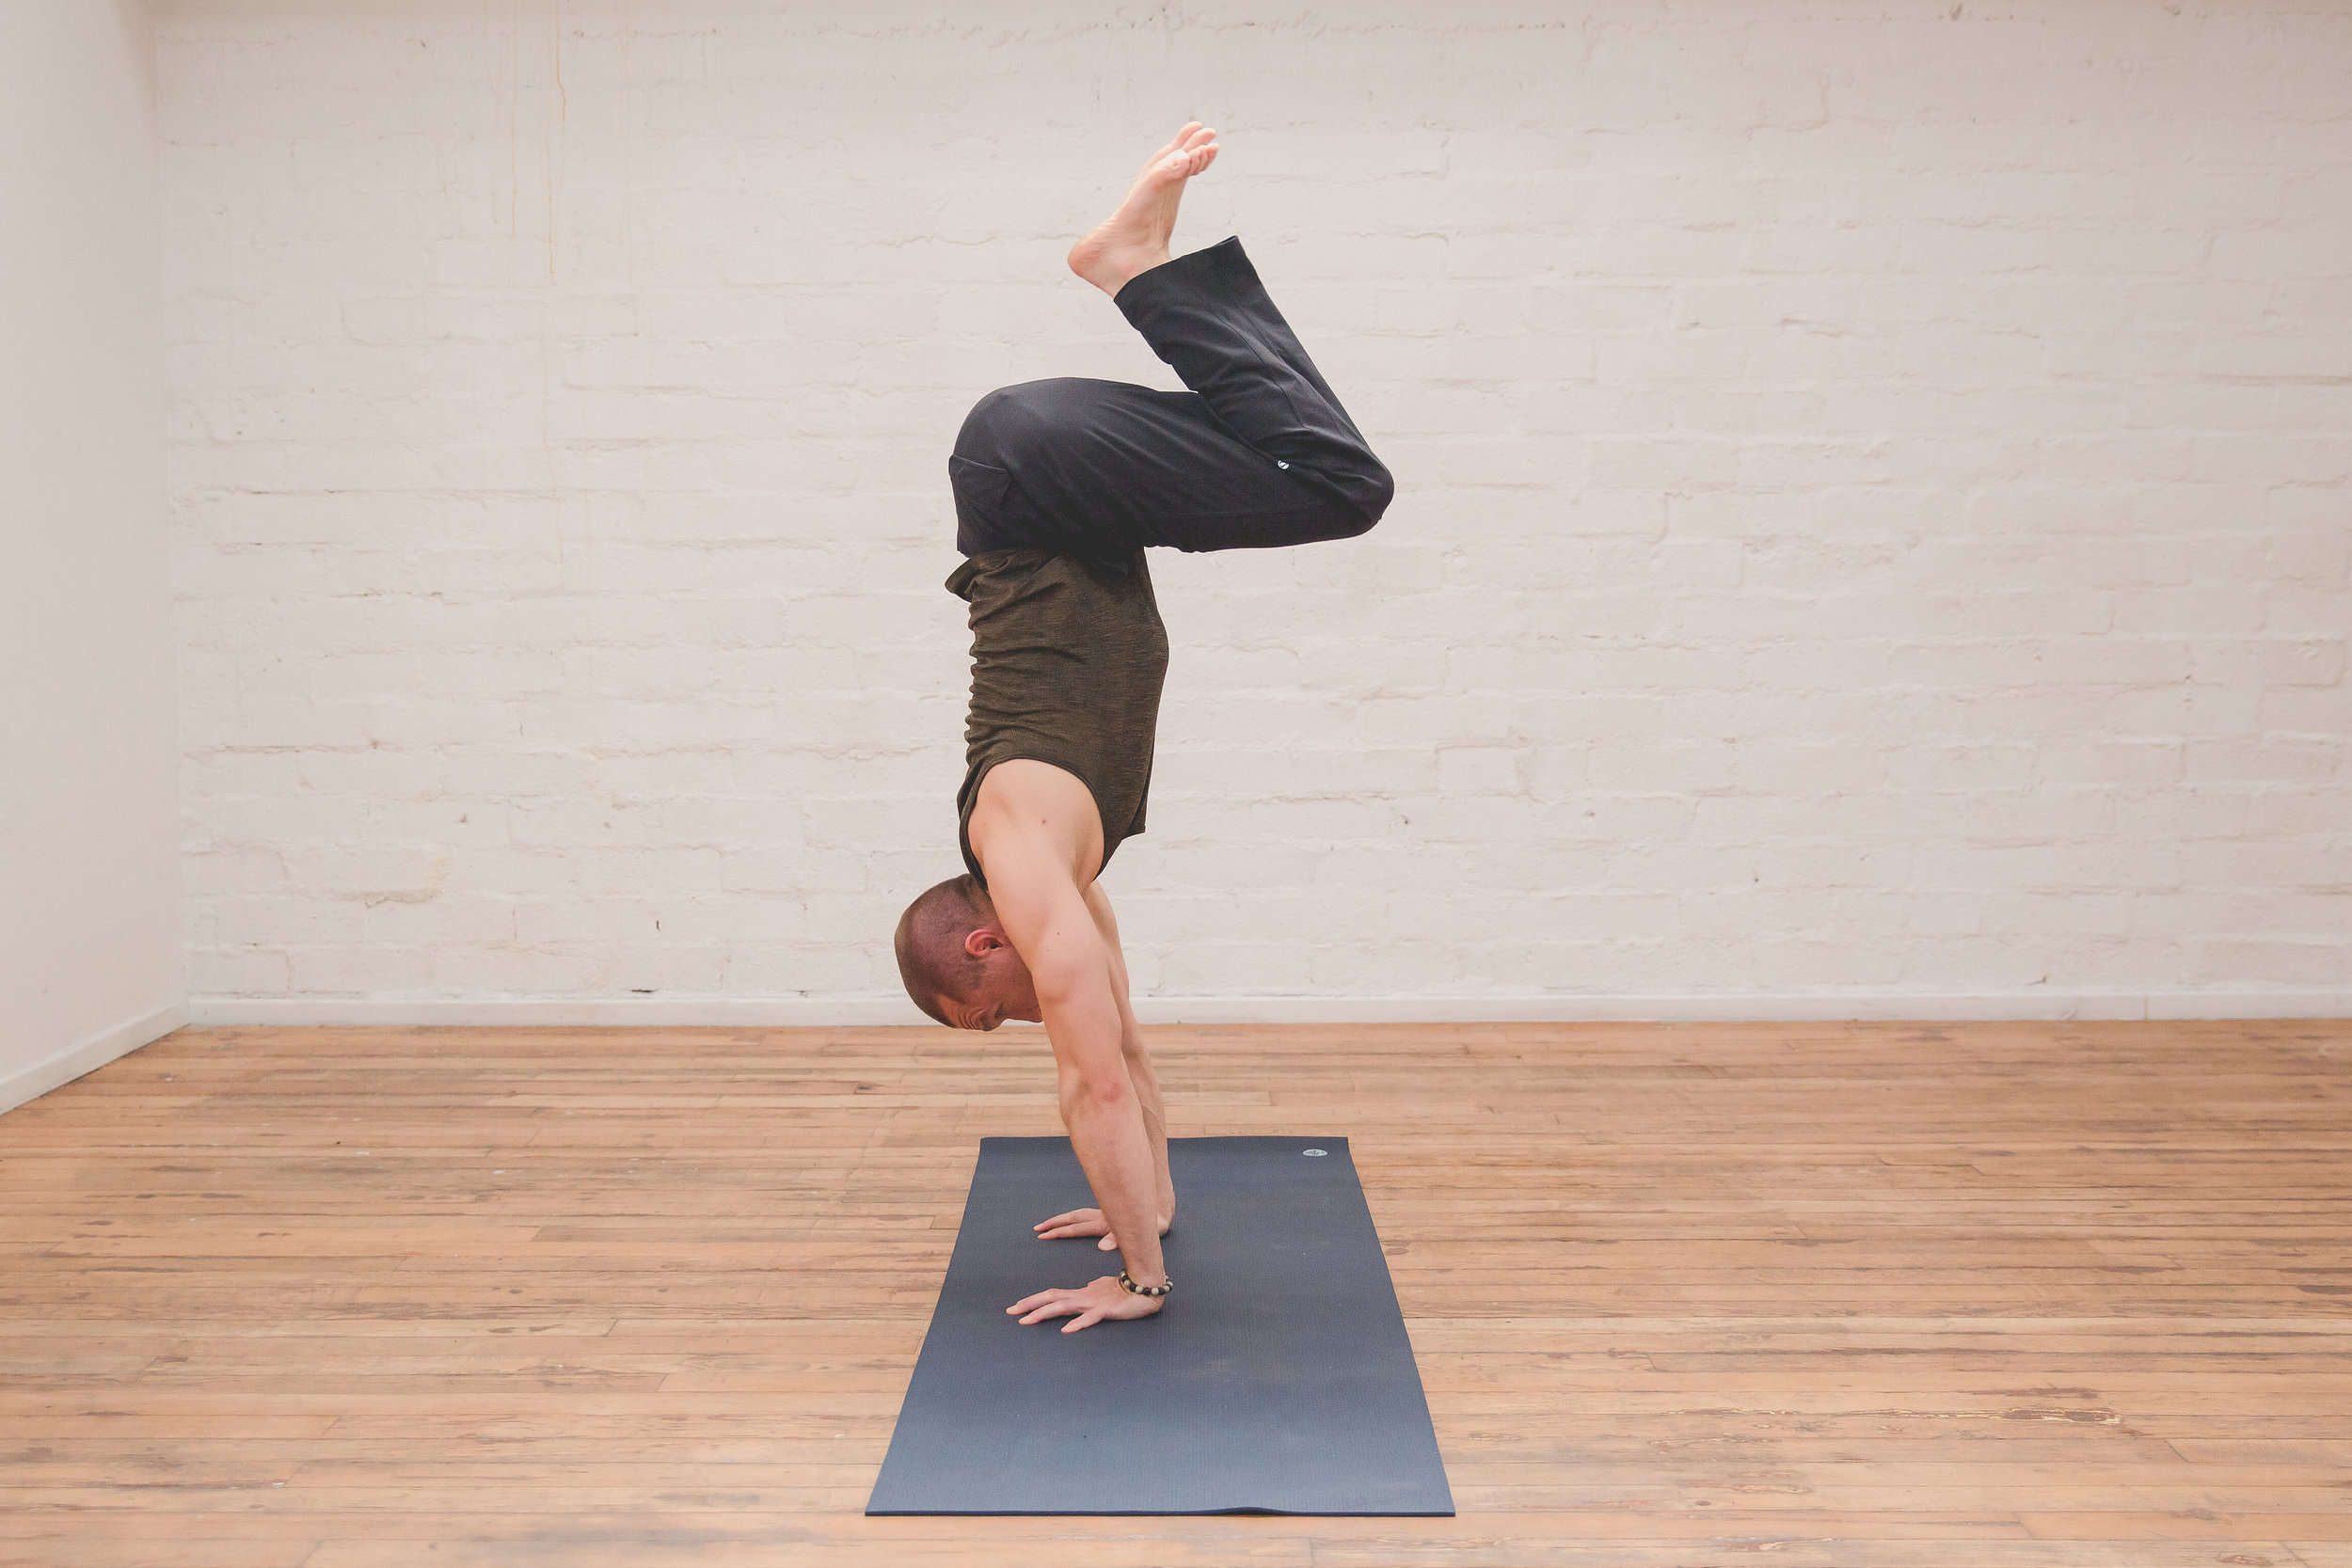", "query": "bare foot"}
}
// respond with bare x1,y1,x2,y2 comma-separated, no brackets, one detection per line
1068,122,1220,297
